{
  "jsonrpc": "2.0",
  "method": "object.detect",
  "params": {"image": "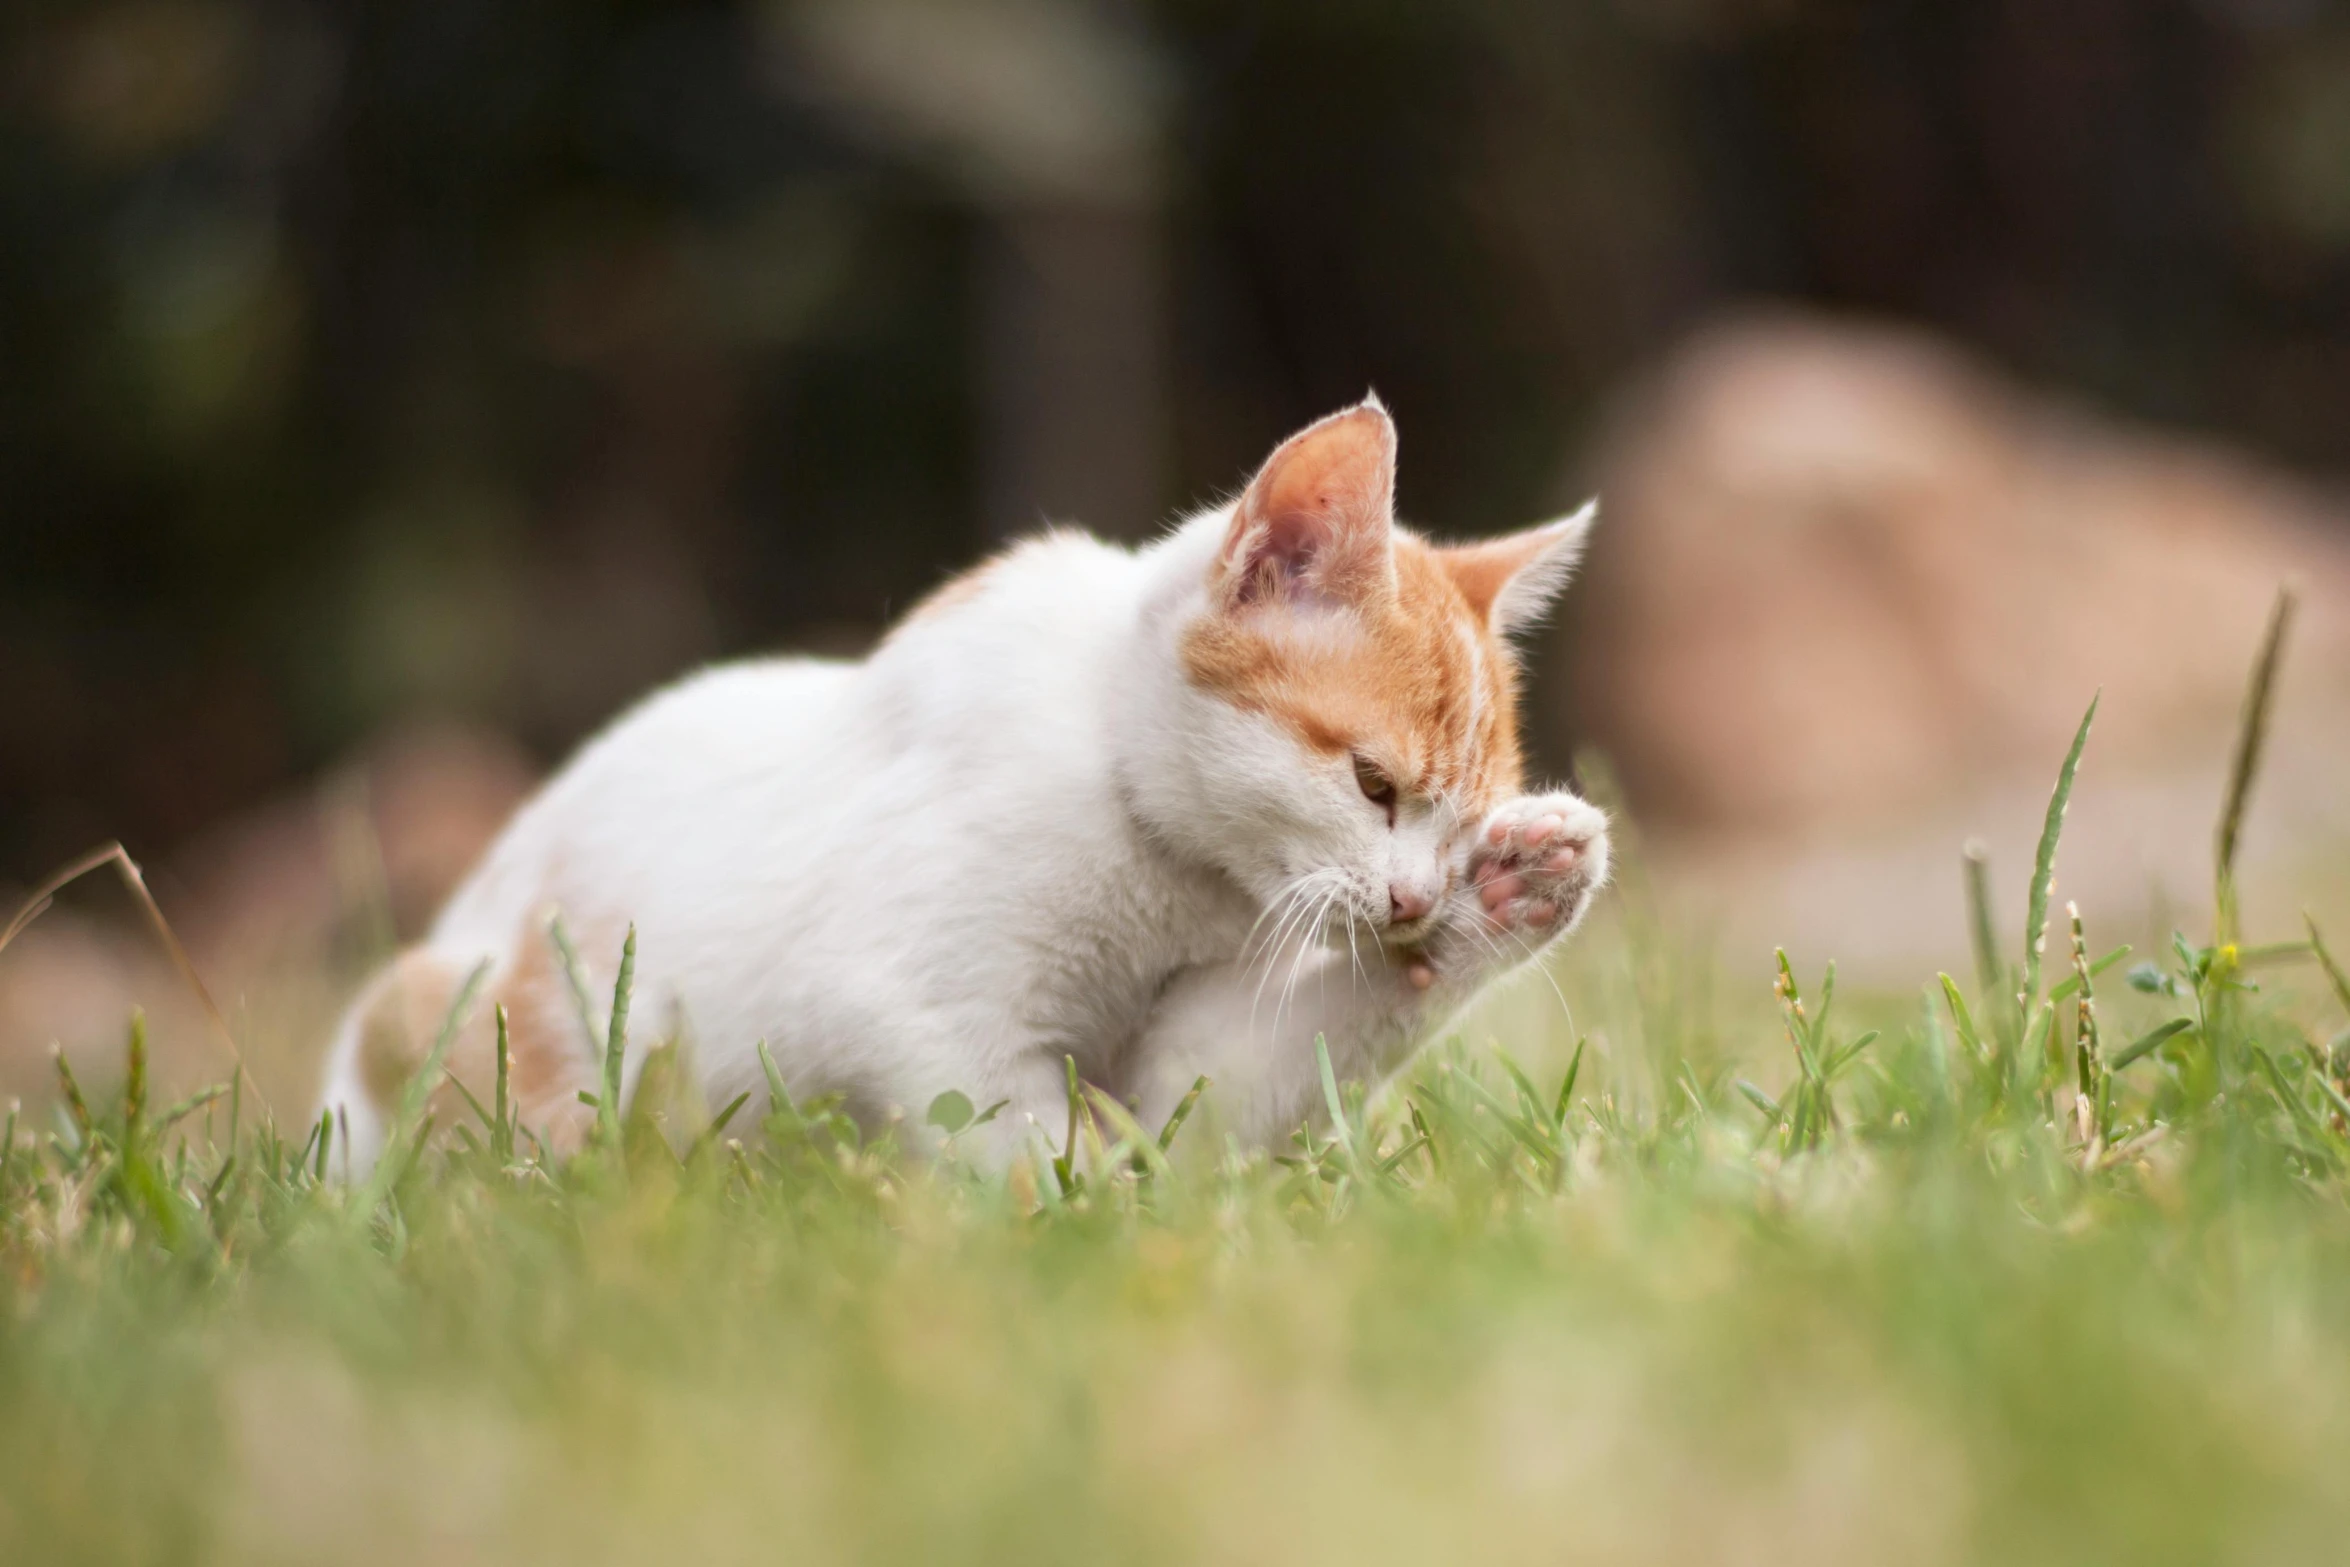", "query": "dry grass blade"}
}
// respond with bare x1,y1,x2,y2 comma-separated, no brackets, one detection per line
2216,585,2296,943
2309,916,2350,1020
0,842,251,1090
